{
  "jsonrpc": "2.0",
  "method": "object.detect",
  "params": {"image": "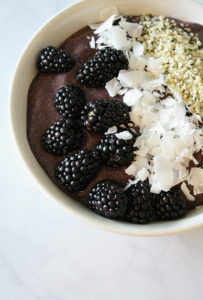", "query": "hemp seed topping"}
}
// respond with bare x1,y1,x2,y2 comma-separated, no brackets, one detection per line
138,15,203,118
